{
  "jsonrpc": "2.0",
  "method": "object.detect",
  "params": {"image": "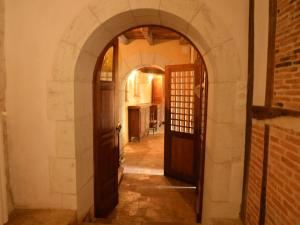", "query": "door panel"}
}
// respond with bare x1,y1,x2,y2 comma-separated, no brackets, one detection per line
164,64,201,185
170,136,194,177
94,40,119,217
152,75,163,104
195,59,208,223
